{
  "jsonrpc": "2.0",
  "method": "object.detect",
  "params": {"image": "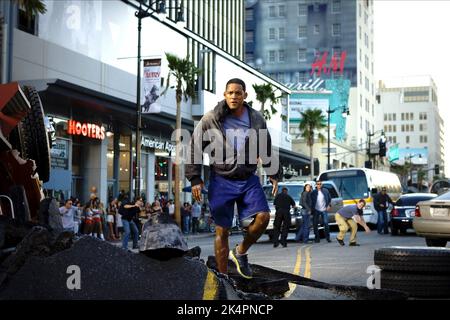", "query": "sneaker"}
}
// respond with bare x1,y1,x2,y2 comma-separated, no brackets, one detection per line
337,238,345,246
349,242,360,246
229,246,253,279
281,243,287,248
273,243,279,248
327,238,332,243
